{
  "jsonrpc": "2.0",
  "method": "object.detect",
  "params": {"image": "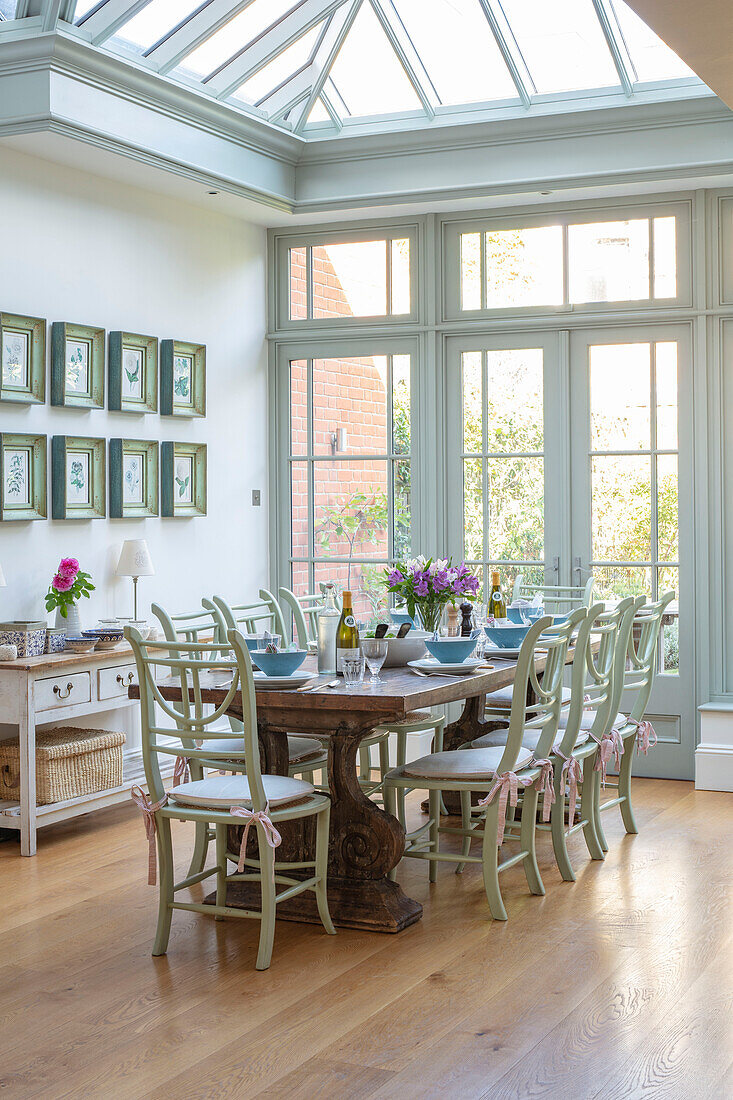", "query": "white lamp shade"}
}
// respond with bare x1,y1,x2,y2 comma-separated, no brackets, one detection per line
0,561,6,587
116,539,155,578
